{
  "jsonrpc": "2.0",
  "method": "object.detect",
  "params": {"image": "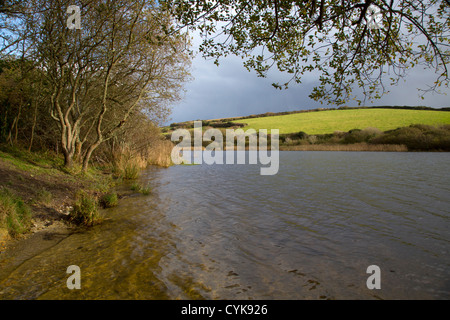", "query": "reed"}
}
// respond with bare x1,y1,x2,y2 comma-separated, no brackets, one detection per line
69,190,102,226
145,139,174,167
112,145,147,179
